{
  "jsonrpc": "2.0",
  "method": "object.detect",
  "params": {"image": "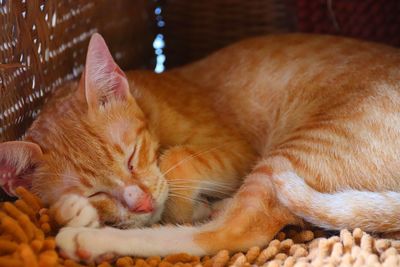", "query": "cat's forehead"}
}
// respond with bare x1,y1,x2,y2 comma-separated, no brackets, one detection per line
106,118,146,146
